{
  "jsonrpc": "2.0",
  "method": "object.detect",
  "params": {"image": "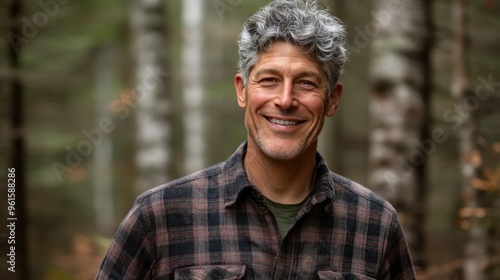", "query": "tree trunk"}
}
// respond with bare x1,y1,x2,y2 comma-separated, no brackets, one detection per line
182,0,205,174
368,0,432,272
8,1,29,279
452,0,487,279
93,46,116,234
318,0,346,173
129,0,172,193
